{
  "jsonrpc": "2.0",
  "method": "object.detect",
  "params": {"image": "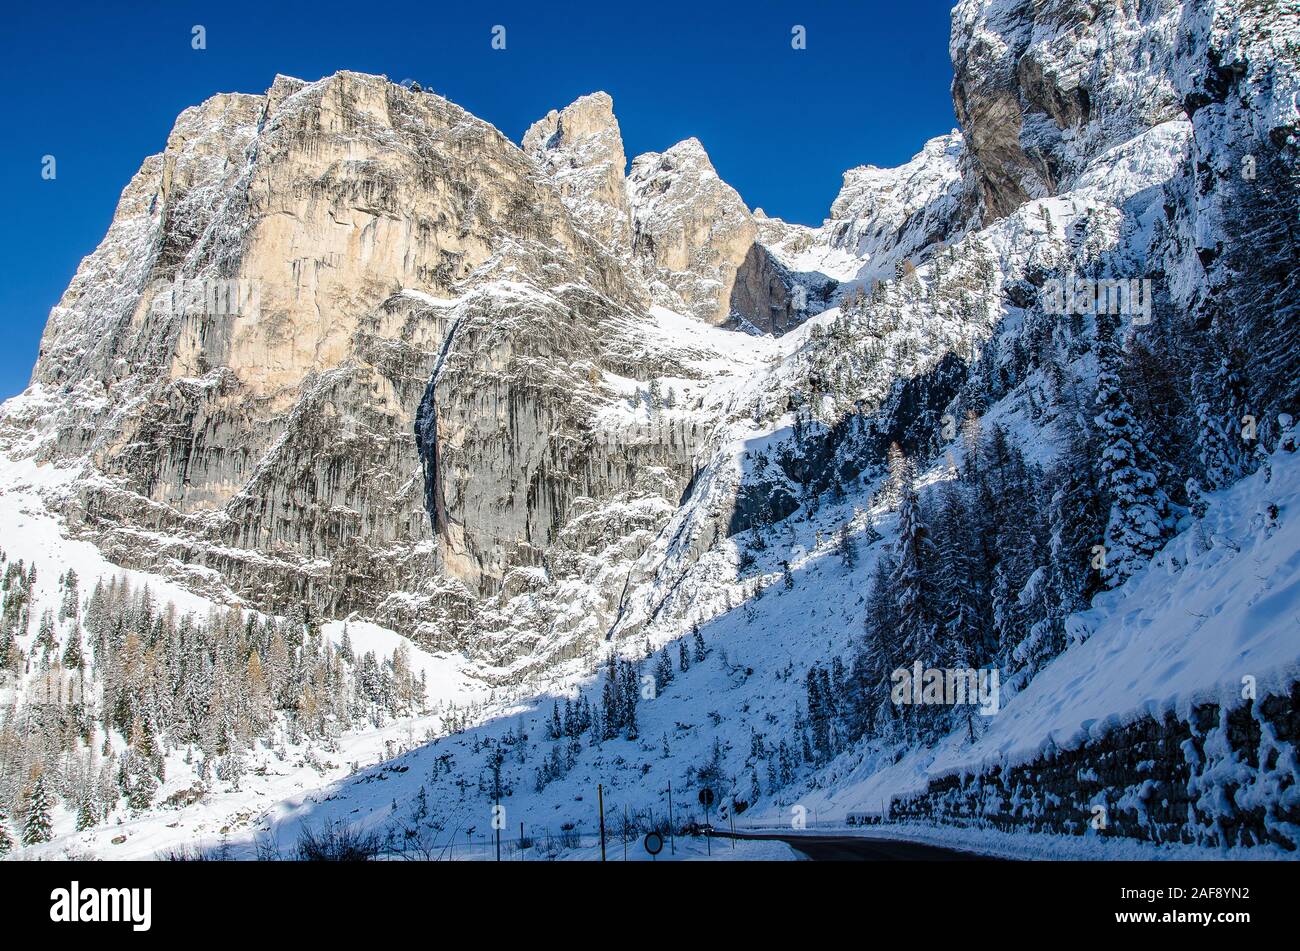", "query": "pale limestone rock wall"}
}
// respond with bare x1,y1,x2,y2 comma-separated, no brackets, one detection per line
9,71,705,647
